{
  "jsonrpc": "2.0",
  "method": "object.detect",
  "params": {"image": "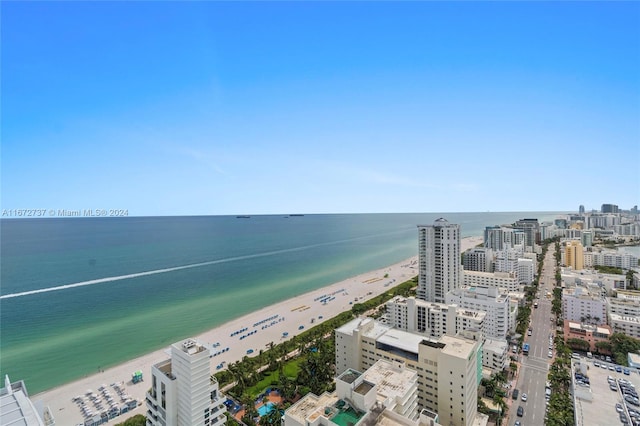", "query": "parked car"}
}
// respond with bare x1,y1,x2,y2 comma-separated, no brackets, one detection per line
517,406,524,417
625,369,631,375
548,351,553,358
